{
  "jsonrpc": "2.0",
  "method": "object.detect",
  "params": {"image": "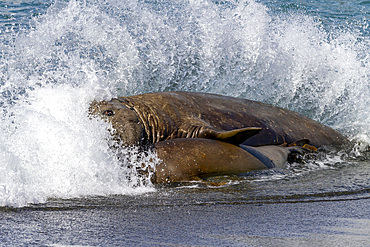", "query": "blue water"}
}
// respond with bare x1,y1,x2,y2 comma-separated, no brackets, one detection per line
0,0,369,208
